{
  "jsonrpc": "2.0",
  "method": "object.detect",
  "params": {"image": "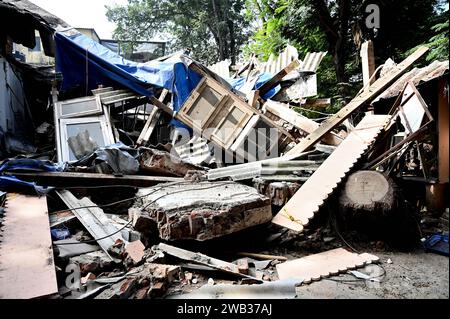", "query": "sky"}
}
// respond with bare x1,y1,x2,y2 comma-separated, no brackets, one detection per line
29,0,128,39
